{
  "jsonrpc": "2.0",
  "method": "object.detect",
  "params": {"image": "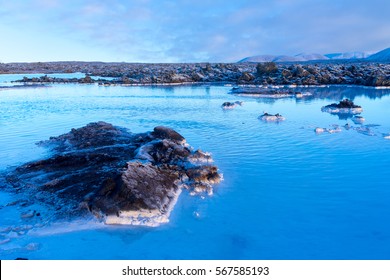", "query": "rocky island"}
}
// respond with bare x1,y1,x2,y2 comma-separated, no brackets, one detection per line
1,122,221,227
321,99,363,115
